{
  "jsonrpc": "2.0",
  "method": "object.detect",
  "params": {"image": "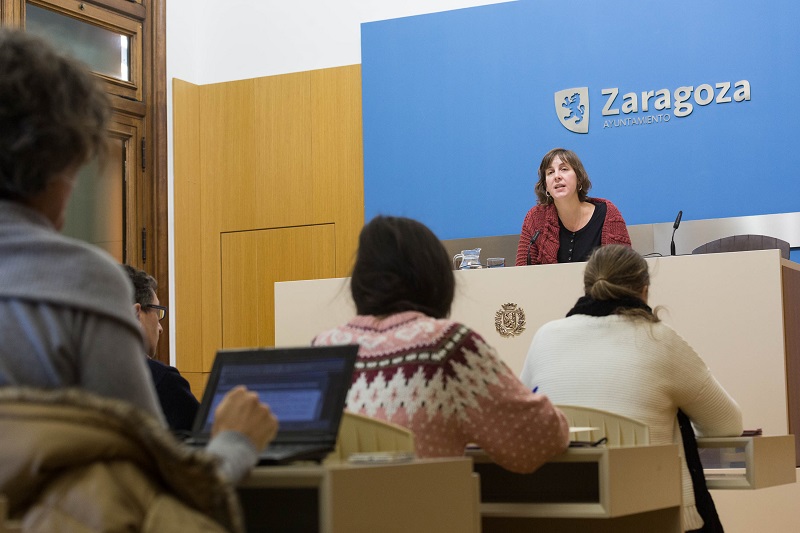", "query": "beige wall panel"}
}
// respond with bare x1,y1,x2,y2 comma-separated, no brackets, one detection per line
311,65,364,276
172,78,204,373
221,225,337,350
253,72,312,229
